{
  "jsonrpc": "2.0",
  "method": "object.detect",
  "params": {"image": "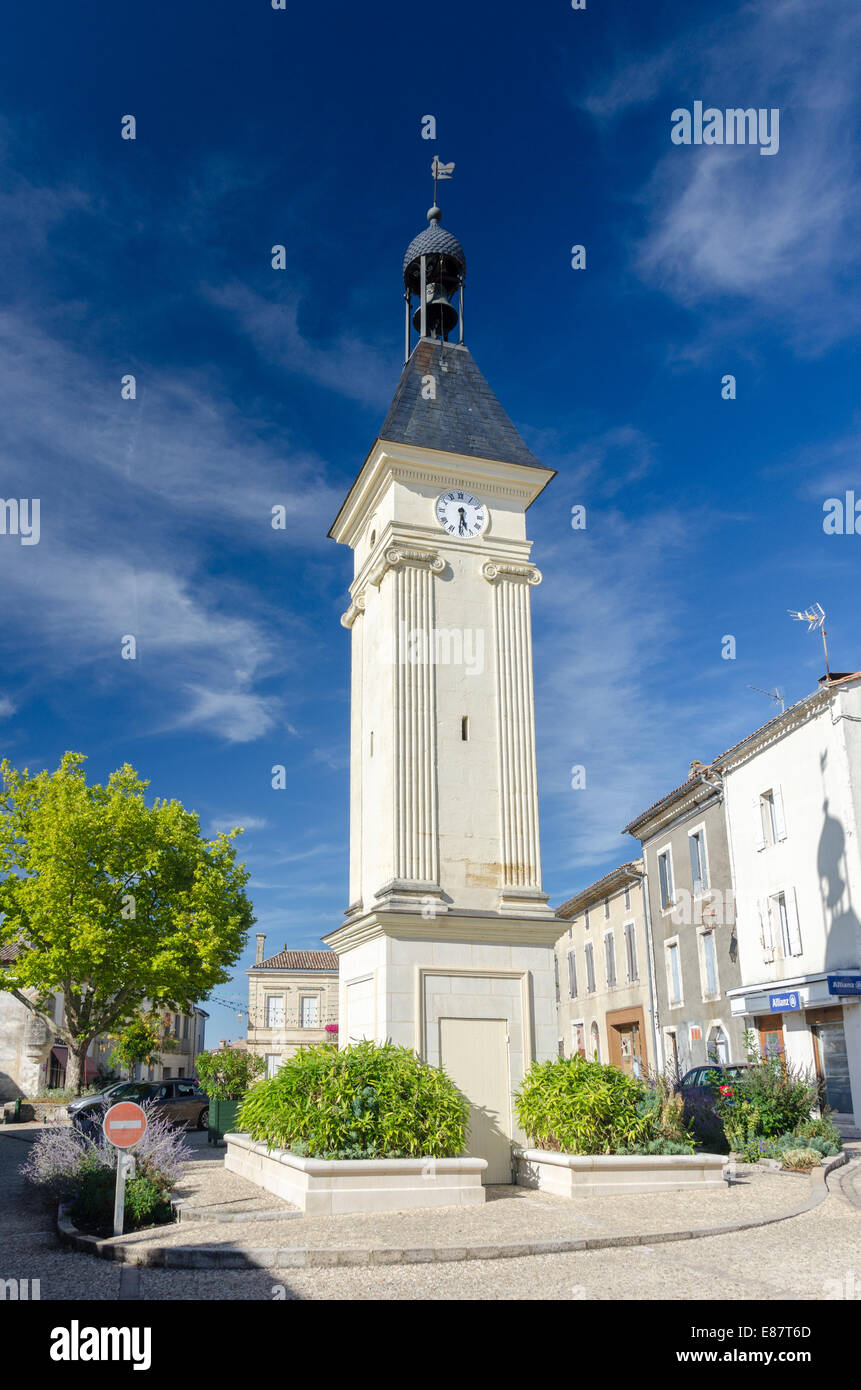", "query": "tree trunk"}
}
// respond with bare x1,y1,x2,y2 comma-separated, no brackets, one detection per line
65,1042,90,1096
